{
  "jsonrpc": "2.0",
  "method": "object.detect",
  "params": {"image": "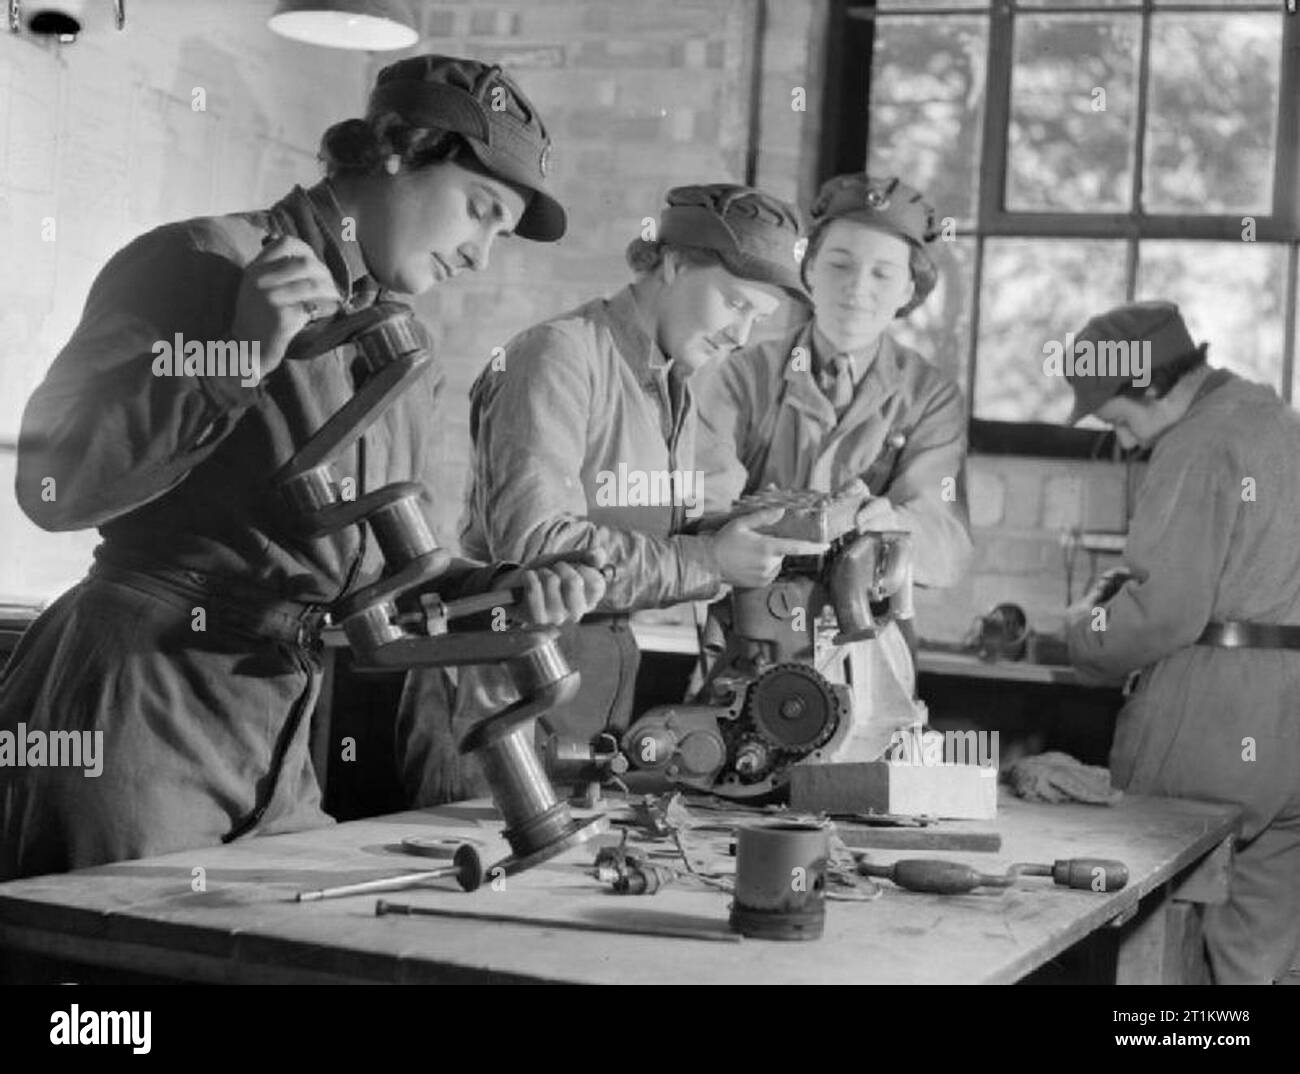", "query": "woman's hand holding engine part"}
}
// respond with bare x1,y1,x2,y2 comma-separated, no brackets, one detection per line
230,235,343,375
710,506,829,588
